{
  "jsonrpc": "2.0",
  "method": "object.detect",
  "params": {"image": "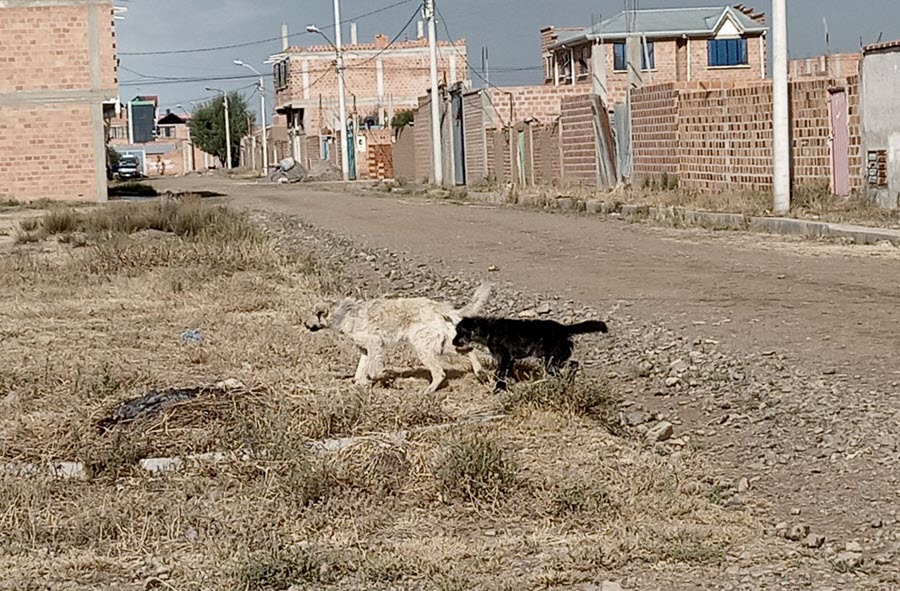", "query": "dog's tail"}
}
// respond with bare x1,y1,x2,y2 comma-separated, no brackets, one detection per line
458,282,492,317
566,320,608,335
